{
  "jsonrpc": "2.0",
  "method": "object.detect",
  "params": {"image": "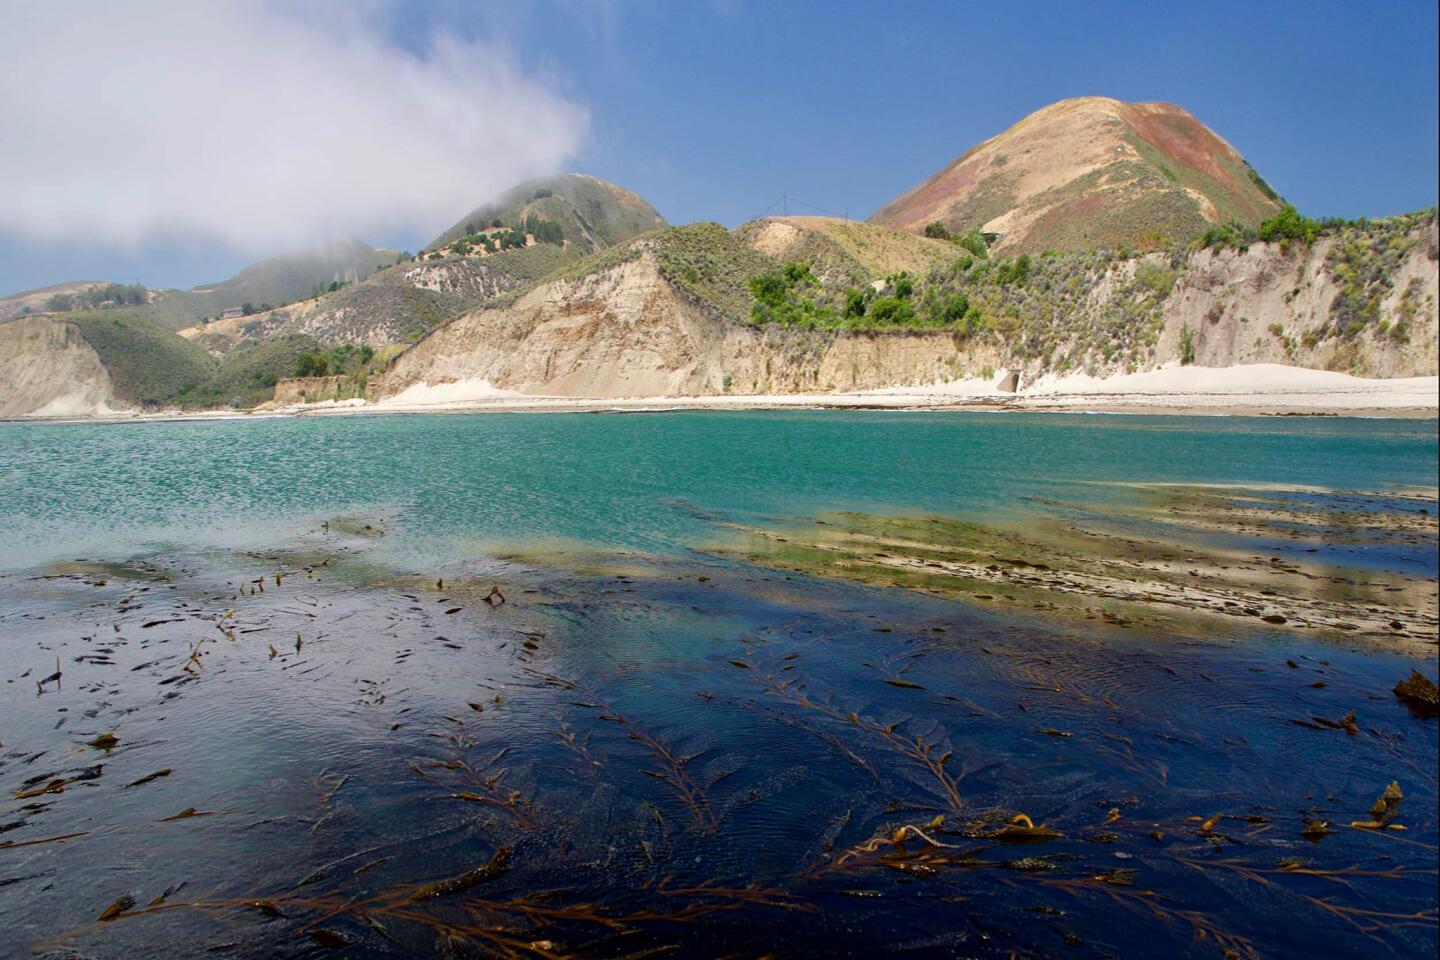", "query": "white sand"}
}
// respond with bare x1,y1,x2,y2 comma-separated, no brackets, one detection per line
361,364,1436,416
11,364,1435,422
376,377,521,407
1017,363,1439,411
